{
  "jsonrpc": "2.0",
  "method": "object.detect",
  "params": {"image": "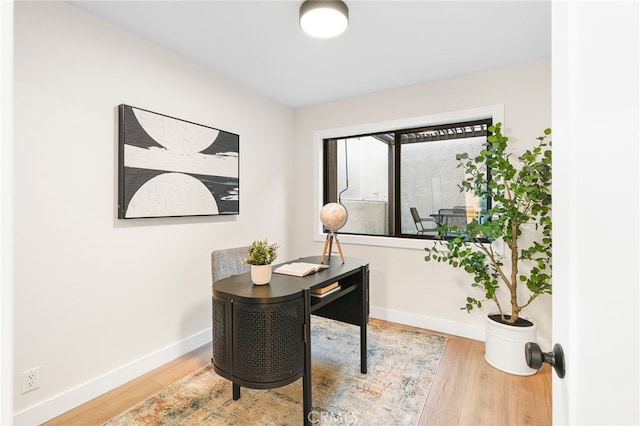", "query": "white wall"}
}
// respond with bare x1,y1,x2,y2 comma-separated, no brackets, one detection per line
13,2,294,423
293,60,552,344
1,1,15,424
